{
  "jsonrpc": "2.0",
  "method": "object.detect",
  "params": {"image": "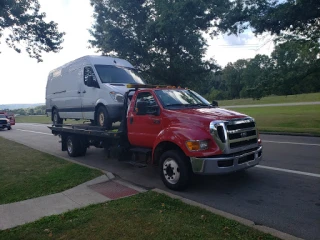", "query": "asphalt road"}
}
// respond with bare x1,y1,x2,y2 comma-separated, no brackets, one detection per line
1,123,319,240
